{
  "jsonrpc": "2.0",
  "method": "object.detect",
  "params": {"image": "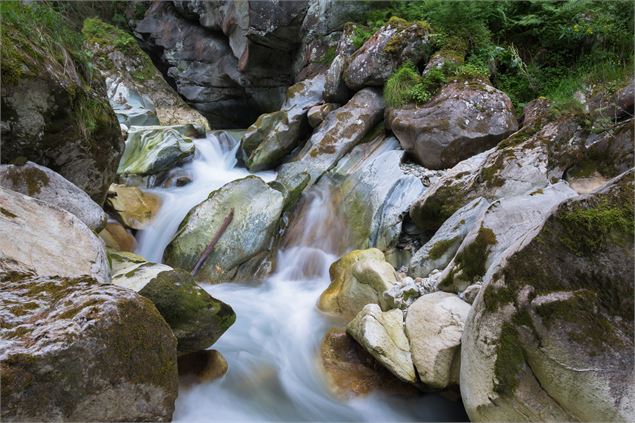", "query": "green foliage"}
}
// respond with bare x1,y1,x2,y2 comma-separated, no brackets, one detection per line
384,61,423,107
319,46,337,65
351,25,375,50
